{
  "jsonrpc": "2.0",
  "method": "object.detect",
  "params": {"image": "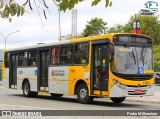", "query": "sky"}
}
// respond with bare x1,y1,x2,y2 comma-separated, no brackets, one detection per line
0,0,159,49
